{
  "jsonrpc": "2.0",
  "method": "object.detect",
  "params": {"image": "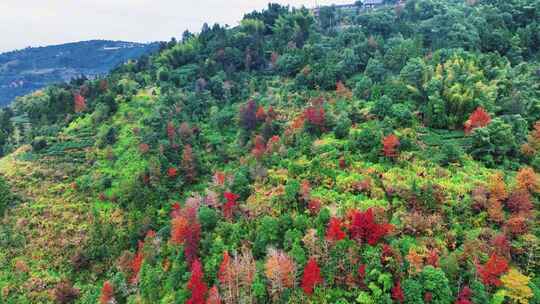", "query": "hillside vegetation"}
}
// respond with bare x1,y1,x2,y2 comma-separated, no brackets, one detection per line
0,0,539,303
0,40,159,106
